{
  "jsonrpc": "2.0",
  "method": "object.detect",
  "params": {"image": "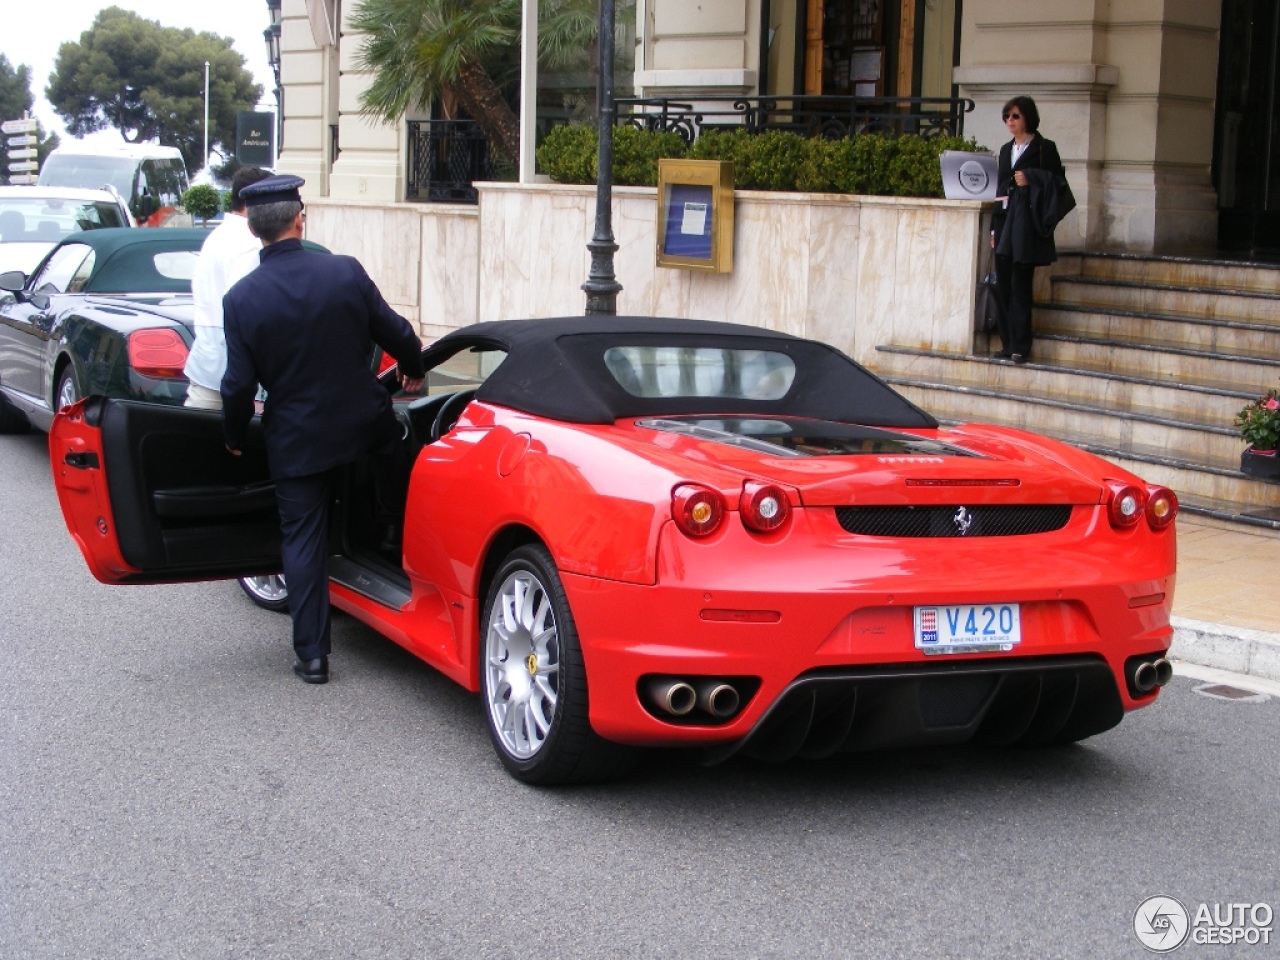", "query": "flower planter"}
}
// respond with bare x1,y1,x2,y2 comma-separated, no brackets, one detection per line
1241,448,1280,481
